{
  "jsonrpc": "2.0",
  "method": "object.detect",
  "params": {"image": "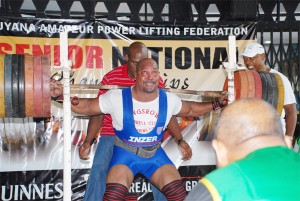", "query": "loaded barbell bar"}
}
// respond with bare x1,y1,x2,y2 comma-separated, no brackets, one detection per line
0,53,224,119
